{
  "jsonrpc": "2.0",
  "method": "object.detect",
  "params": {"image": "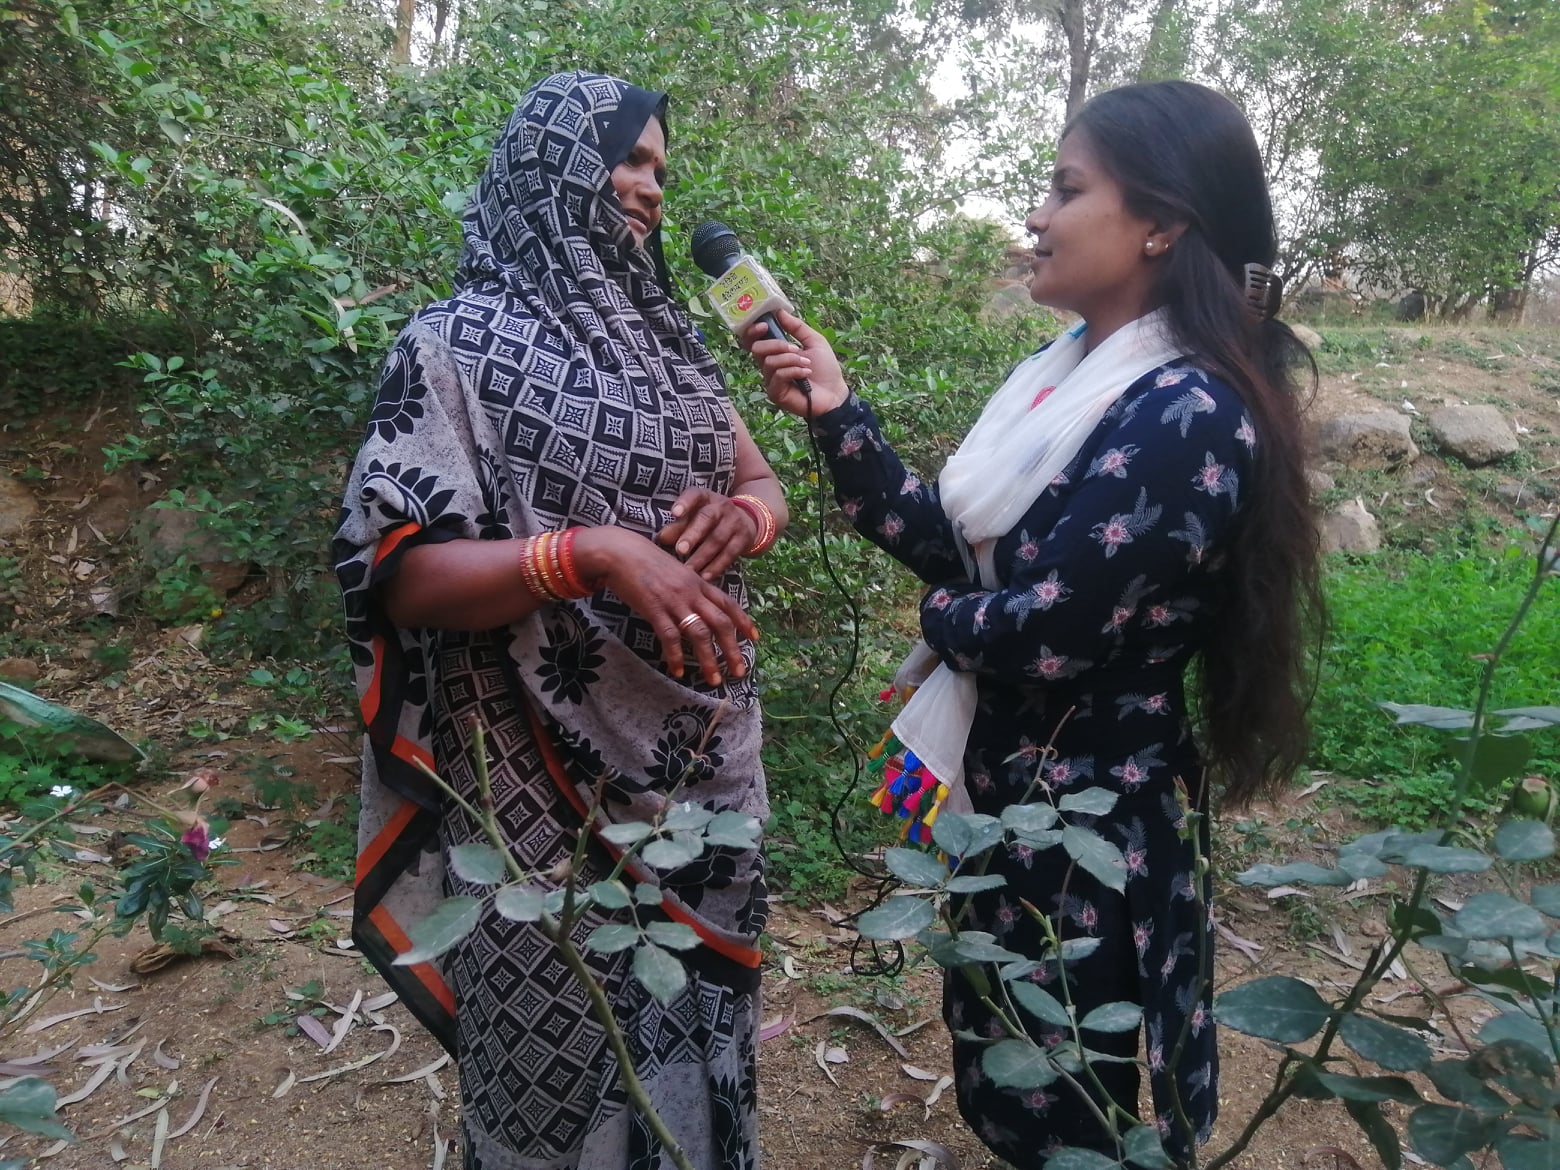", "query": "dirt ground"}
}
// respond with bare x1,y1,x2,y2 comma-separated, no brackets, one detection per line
1,326,1557,1167
0,738,1508,1170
